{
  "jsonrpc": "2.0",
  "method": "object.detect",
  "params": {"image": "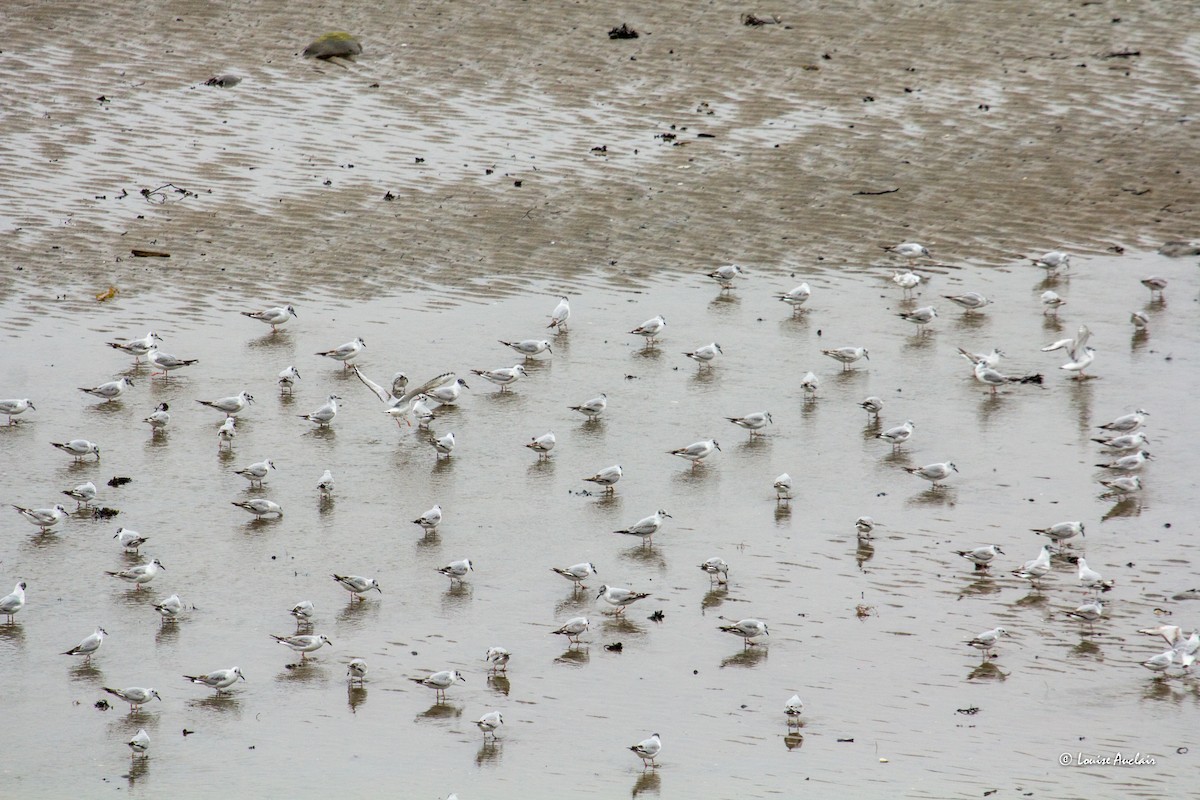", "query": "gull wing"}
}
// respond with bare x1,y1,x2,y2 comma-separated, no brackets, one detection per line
397,372,456,405
351,366,393,403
